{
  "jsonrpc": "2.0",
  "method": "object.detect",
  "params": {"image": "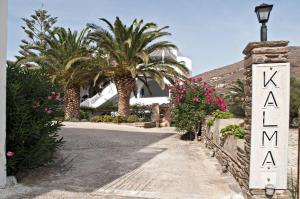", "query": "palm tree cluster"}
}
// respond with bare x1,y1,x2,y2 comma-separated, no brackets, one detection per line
18,10,189,119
